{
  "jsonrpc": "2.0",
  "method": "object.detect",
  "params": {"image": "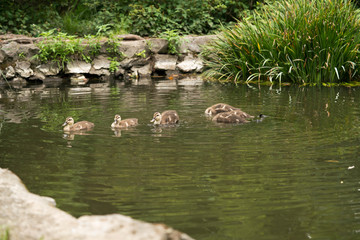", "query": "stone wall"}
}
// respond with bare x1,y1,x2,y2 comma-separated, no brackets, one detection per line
0,168,194,240
0,34,216,86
